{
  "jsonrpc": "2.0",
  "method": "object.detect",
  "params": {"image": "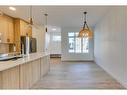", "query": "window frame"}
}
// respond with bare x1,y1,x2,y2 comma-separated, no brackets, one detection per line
68,32,89,53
